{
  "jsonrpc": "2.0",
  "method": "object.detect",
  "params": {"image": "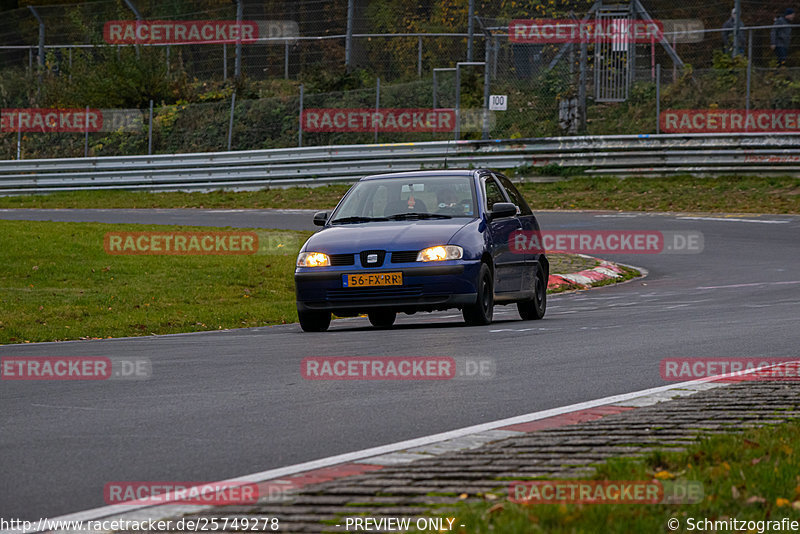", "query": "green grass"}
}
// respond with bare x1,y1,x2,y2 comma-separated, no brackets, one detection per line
1,175,797,213
0,220,309,344
0,220,636,344
514,175,800,214
434,419,800,534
